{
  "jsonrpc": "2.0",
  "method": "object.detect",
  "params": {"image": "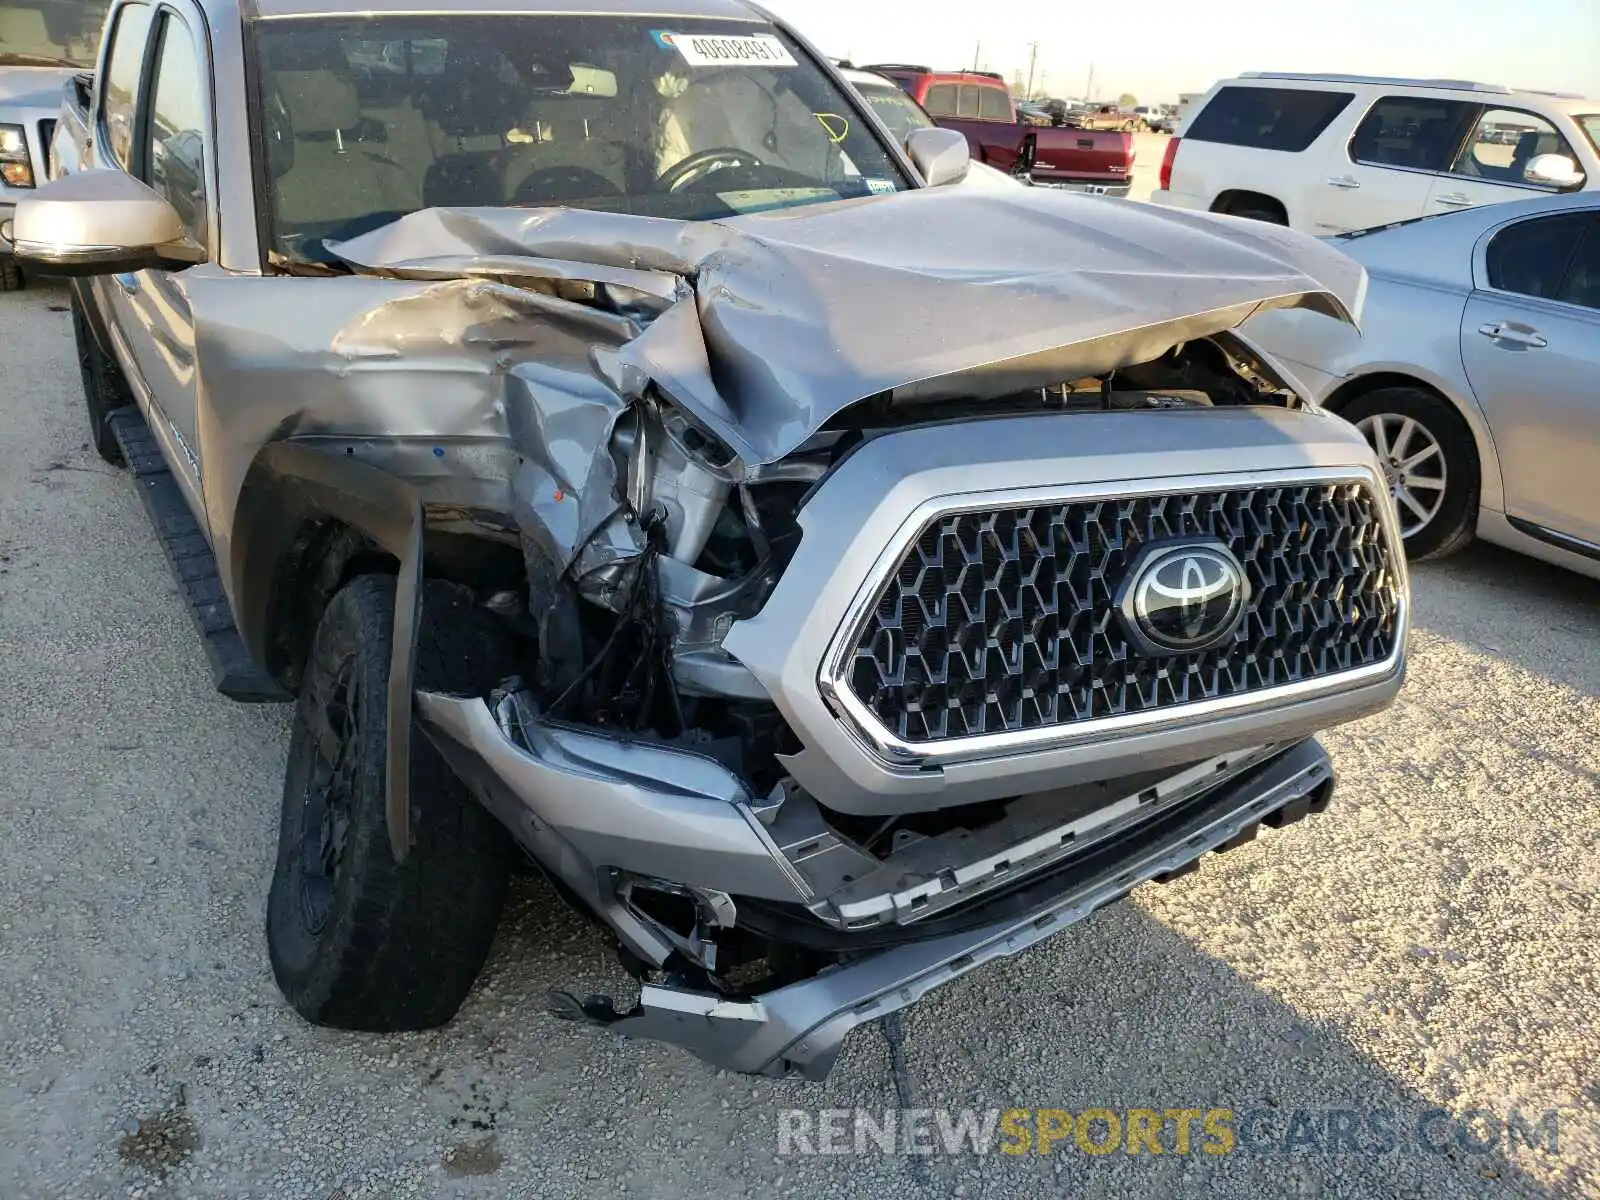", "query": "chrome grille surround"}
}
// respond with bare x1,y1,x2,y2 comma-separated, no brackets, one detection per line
820,467,1408,768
